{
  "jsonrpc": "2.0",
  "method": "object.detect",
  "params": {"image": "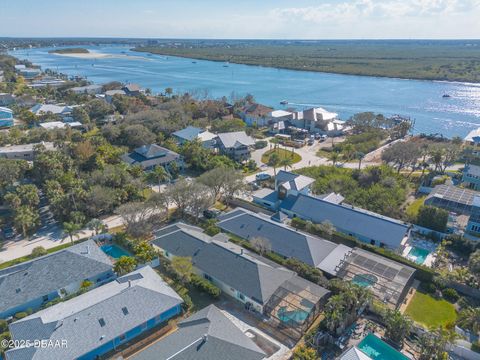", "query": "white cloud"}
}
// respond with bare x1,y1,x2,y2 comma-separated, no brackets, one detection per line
271,0,480,24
